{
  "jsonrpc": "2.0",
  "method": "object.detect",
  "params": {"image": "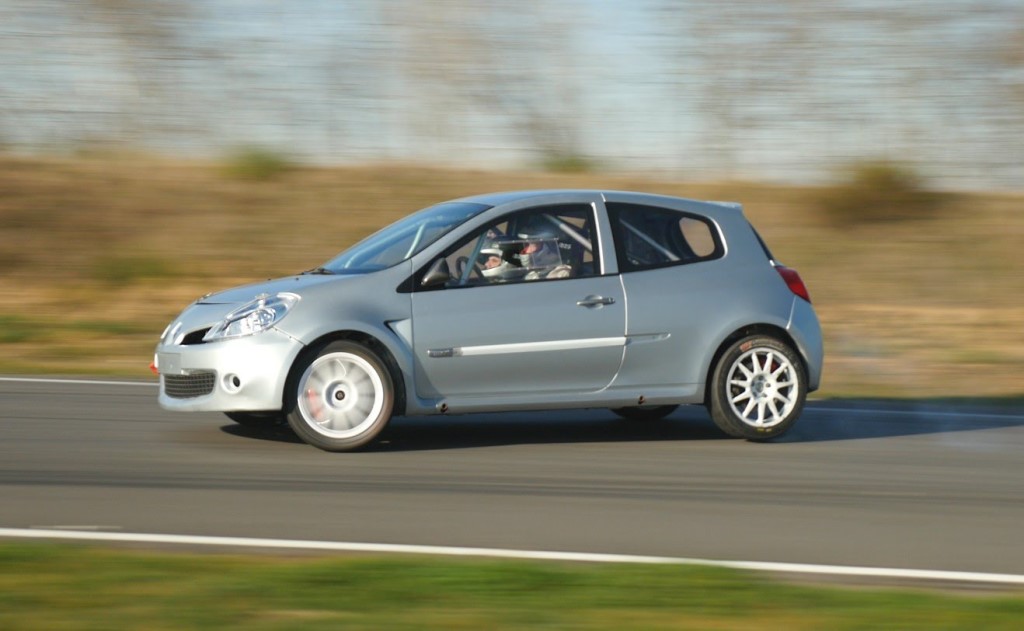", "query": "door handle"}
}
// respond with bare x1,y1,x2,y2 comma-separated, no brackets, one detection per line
576,295,616,308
